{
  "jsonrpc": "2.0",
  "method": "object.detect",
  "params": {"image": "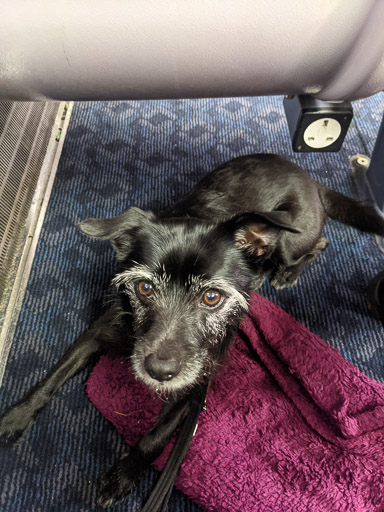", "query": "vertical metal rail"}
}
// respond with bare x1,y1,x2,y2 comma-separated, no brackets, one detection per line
0,102,73,386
